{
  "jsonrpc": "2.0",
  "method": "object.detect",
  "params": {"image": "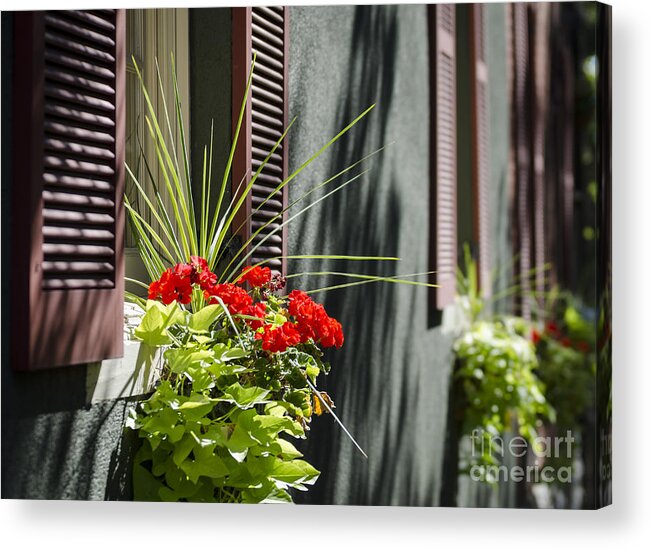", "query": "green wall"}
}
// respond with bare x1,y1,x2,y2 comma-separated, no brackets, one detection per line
285,3,512,506
285,4,454,505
